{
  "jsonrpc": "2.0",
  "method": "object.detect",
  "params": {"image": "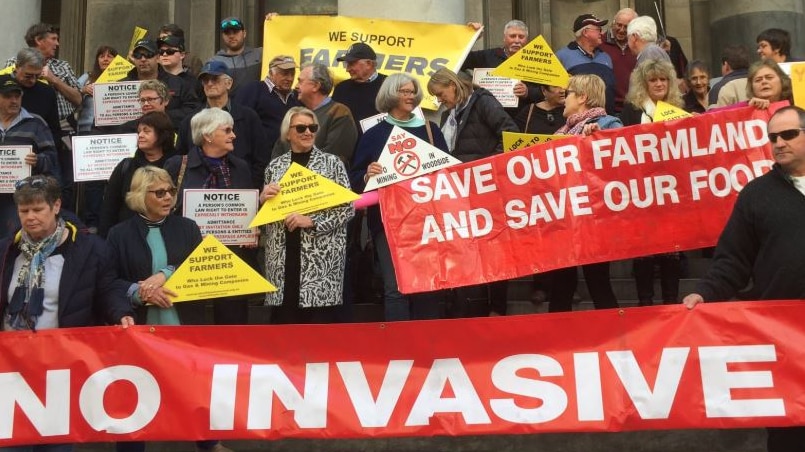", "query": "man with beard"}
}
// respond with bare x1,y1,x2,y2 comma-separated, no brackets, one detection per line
211,17,262,96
